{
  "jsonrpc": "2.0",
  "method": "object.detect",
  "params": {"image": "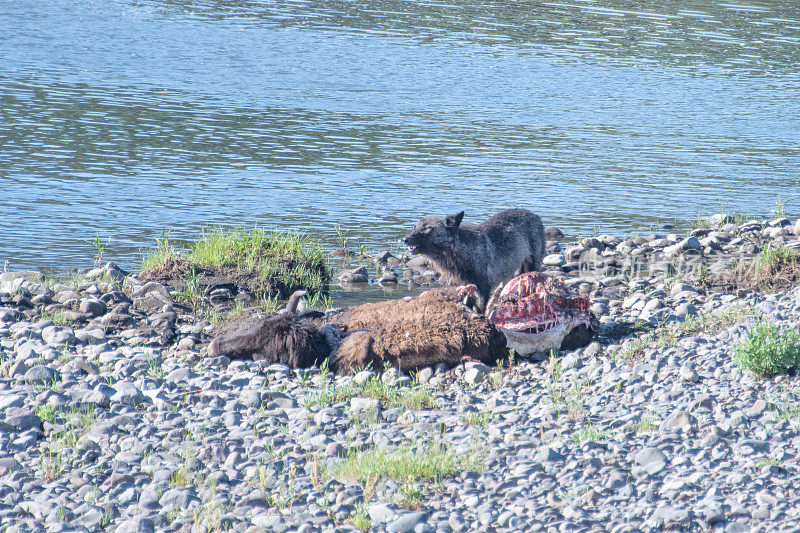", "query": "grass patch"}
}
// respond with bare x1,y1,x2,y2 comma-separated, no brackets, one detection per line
146,357,166,380
637,412,657,433
544,352,588,418
50,405,97,450
39,450,64,481
140,226,330,301
168,468,190,488
352,507,371,531
751,244,800,285
775,393,800,422
728,244,800,291
618,306,758,360
0,352,13,378
168,446,203,489
38,309,76,326
571,426,608,444
397,481,427,508
462,411,494,428
734,320,800,377
42,272,84,292
41,404,97,455
35,403,58,424
756,457,782,468
306,367,435,411
335,441,479,484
